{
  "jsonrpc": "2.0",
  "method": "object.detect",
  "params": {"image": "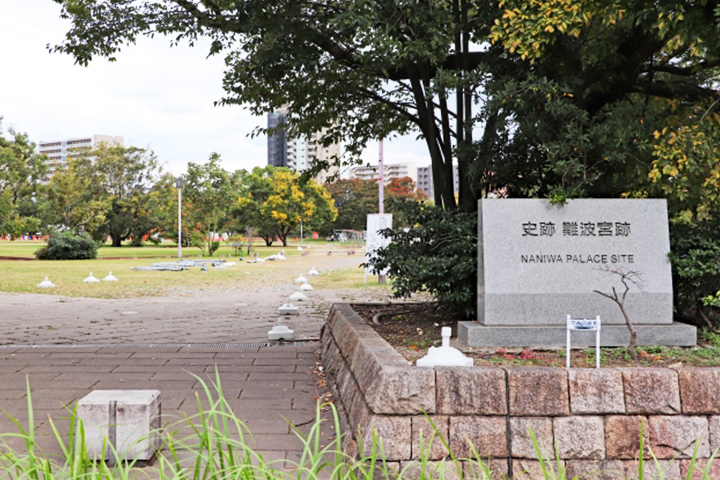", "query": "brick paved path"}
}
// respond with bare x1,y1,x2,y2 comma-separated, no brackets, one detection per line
0,286,387,464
